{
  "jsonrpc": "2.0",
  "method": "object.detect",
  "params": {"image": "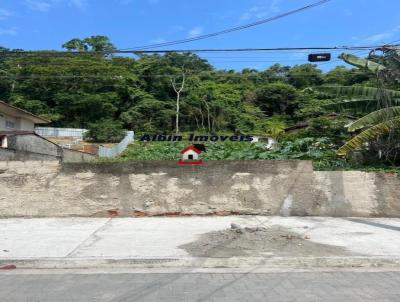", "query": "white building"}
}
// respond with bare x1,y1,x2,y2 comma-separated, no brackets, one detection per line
0,101,49,132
